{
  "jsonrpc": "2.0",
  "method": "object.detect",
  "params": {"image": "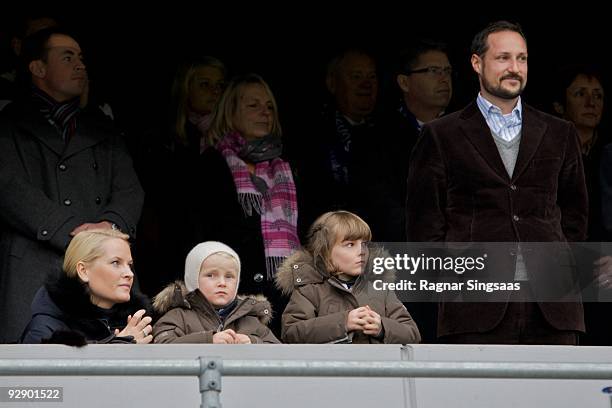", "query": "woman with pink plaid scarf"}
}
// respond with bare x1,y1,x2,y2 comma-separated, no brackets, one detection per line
194,73,300,336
